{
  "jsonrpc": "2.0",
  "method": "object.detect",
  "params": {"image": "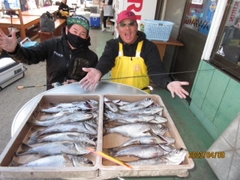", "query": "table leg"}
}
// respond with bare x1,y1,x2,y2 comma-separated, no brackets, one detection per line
20,27,26,40
155,44,166,61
